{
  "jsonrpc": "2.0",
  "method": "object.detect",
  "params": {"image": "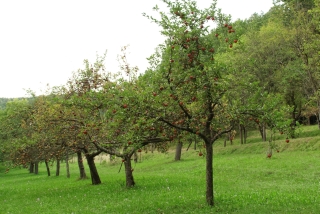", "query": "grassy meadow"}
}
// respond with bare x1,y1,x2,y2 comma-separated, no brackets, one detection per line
1,125,320,214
